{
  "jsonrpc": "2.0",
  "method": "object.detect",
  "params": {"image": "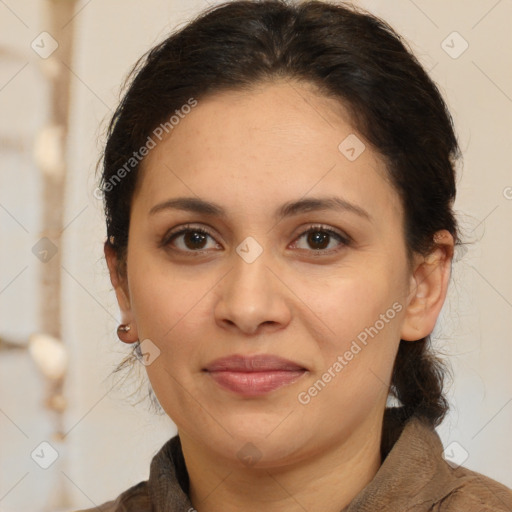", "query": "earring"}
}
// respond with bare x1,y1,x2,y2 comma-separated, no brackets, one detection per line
117,324,135,344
